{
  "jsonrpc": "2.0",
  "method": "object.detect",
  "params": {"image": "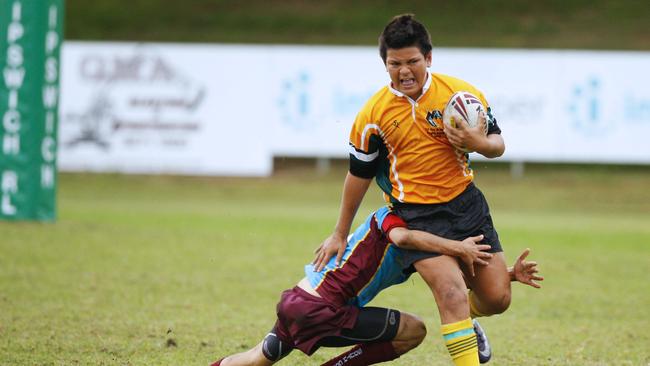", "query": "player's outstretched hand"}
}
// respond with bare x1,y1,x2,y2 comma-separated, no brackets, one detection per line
512,248,544,288
457,234,492,277
444,112,488,152
313,233,347,272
